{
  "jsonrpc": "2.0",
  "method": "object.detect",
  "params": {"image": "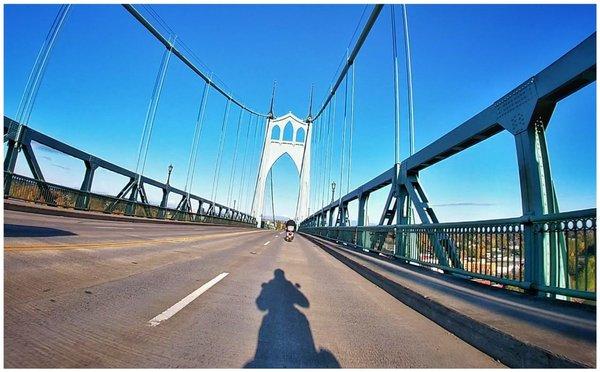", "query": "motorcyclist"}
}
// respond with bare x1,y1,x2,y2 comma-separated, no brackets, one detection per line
284,219,296,242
